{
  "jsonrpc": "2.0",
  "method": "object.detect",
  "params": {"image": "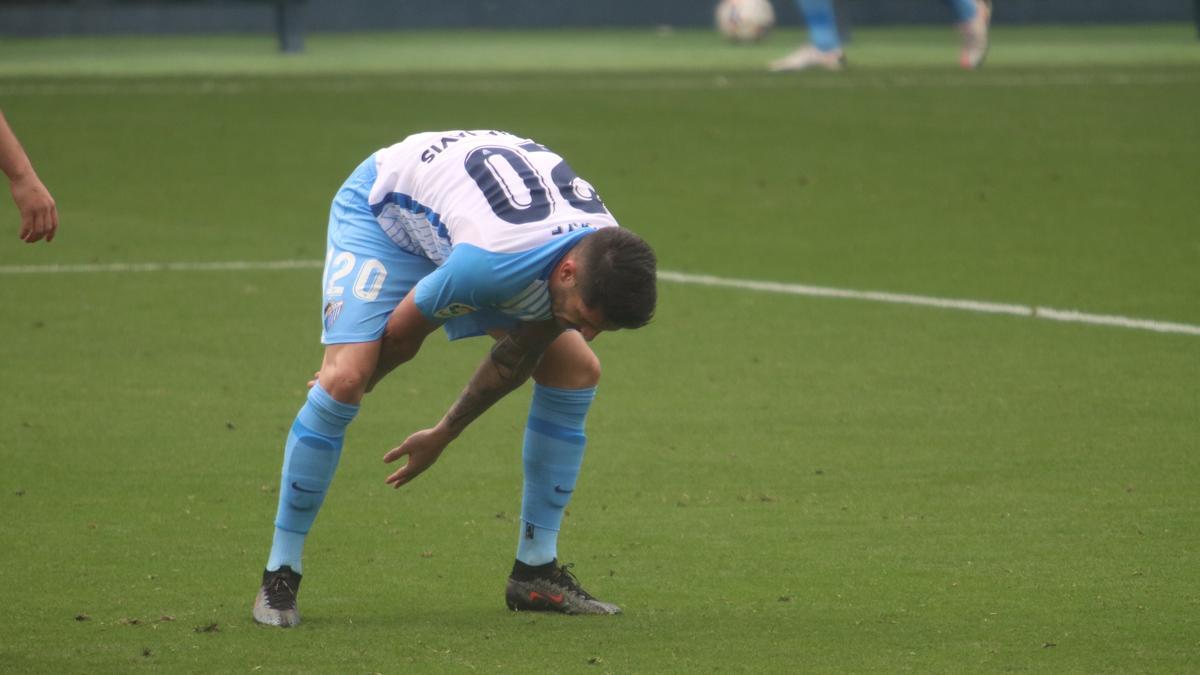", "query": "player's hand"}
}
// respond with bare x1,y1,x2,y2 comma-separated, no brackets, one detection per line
11,173,57,244
383,427,452,488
